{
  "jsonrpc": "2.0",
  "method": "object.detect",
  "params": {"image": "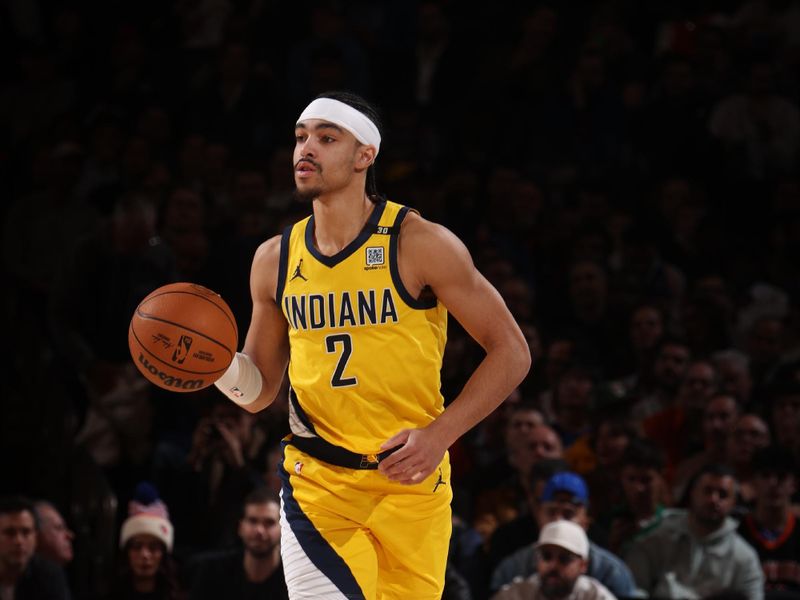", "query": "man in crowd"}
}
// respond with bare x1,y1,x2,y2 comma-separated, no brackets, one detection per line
492,520,615,600
625,463,764,598
33,501,74,568
491,471,636,598
738,446,800,594
0,495,71,599
189,488,288,599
